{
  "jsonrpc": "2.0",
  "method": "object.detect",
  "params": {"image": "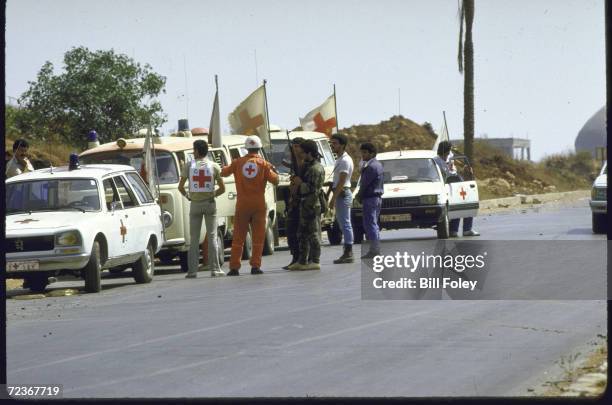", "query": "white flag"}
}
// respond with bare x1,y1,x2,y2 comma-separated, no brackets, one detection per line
209,89,222,148
299,94,337,137
432,122,450,152
141,128,159,199
228,85,269,150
